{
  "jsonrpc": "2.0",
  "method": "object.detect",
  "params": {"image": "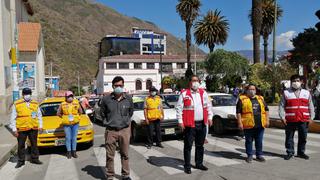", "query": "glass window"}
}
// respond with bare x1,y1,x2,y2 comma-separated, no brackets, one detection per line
147,63,155,69
211,95,237,106
146,80,152,90
136,80,142,90
177,63,185,69
161,63,173,73
40,103,61,116
106,63,117,69
119,63,129,69
134,63,142,69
